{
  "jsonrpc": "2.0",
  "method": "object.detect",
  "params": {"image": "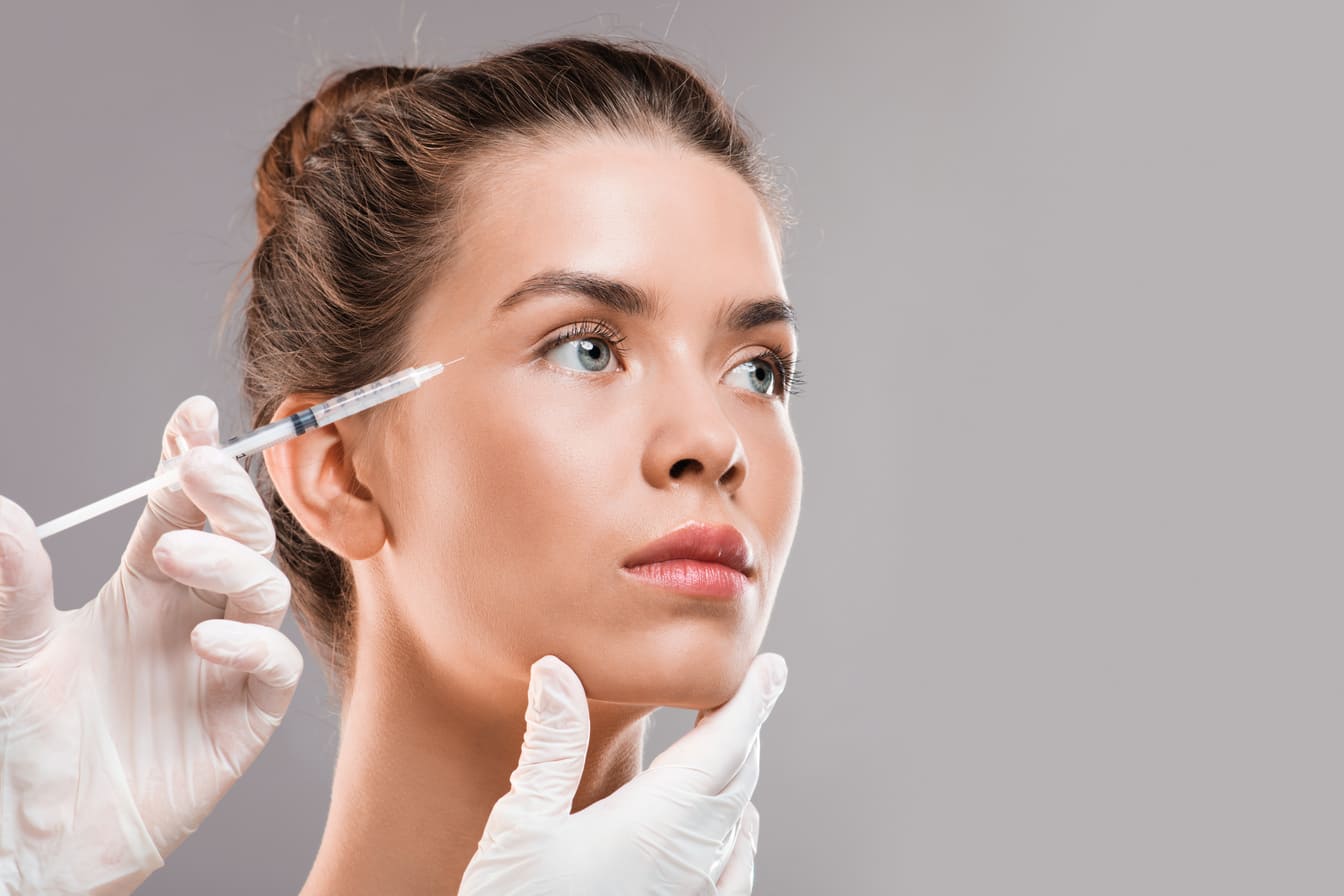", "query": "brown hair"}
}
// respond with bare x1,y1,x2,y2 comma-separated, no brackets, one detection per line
222,35,793,702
